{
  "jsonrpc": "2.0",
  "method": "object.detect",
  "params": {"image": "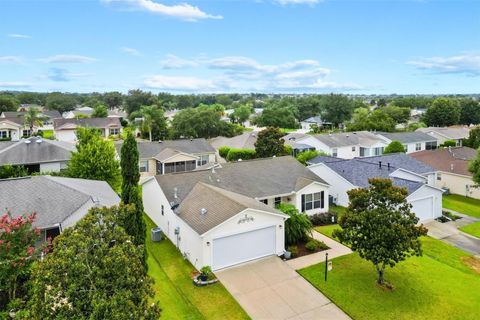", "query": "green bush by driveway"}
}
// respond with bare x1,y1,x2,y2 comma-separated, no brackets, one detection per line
443,194,480,218
145,216,249,320
299,237,480,320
